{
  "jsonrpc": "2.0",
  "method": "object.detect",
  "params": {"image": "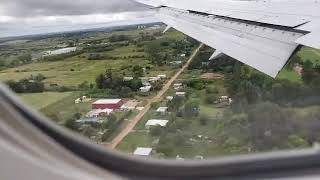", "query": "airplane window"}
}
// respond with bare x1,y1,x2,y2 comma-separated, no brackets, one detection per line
0,0,320,165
